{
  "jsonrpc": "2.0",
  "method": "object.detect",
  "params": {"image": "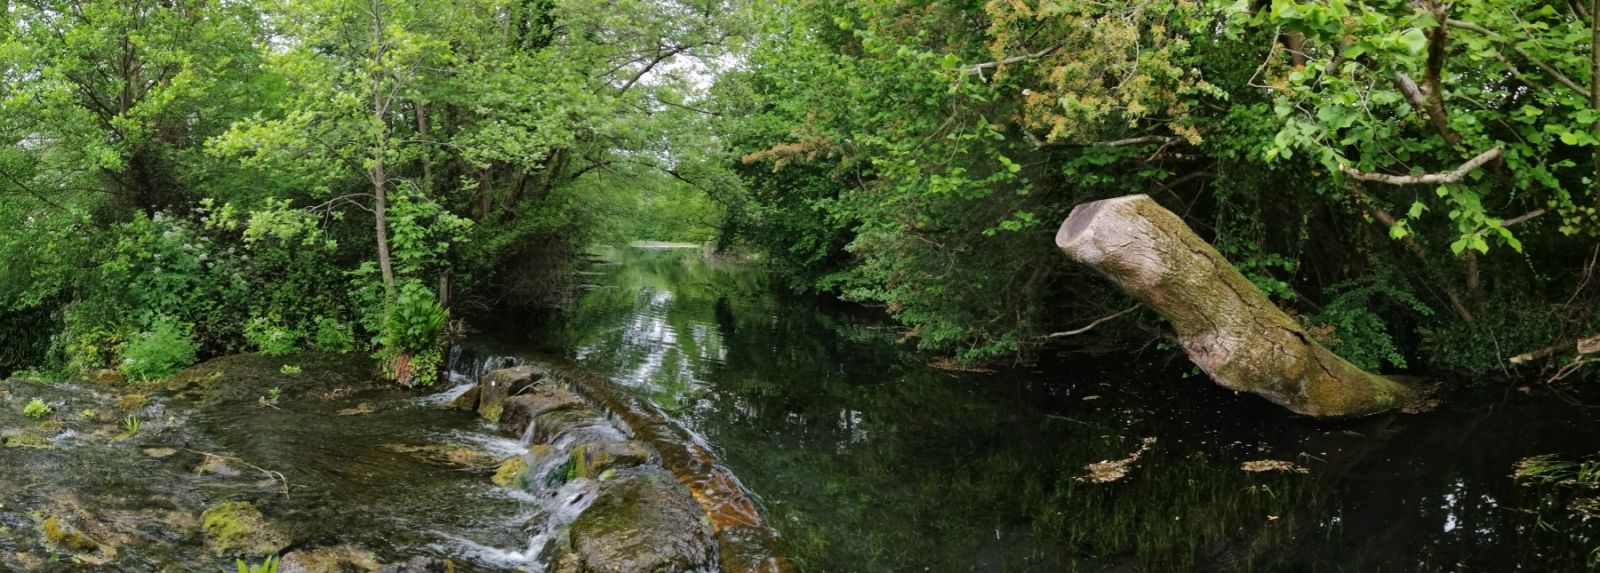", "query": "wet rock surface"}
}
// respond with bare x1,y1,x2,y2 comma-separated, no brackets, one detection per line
499,385,587,437
0,354,782,573
0,356,527,572
558,468,718,573
279,545,383,573
201,501,289,556
463,365,729,572
475,364,546,422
